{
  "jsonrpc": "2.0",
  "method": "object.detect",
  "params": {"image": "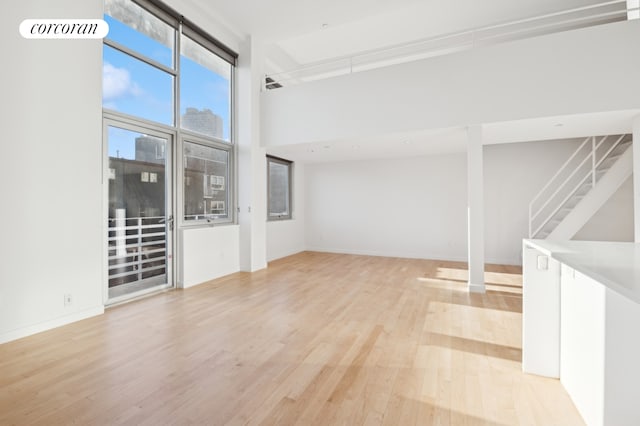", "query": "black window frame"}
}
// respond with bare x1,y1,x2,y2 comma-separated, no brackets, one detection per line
267,155,293,221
